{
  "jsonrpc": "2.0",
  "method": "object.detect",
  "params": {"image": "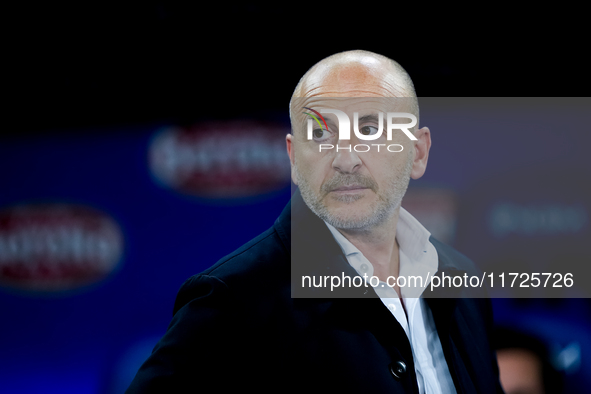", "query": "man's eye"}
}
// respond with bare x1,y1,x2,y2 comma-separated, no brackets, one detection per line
313,128,329,139
360,126,378,135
